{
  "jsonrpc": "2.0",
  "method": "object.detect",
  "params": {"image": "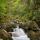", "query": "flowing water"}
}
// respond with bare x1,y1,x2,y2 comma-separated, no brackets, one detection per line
11,25,30,40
